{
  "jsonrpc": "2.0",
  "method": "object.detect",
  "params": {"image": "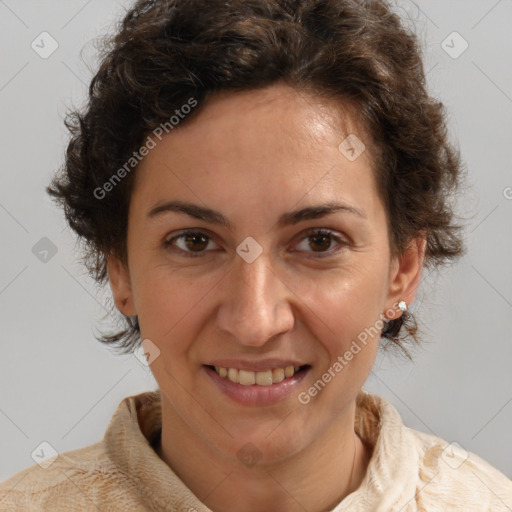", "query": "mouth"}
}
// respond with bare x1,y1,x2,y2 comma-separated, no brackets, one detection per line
203,364,311,406
206,364,310,386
